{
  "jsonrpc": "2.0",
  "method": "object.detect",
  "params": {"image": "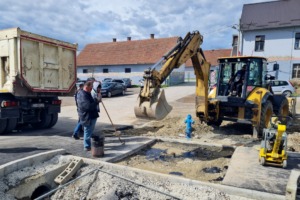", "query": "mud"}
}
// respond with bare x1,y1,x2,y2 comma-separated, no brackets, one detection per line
117,141,234,183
